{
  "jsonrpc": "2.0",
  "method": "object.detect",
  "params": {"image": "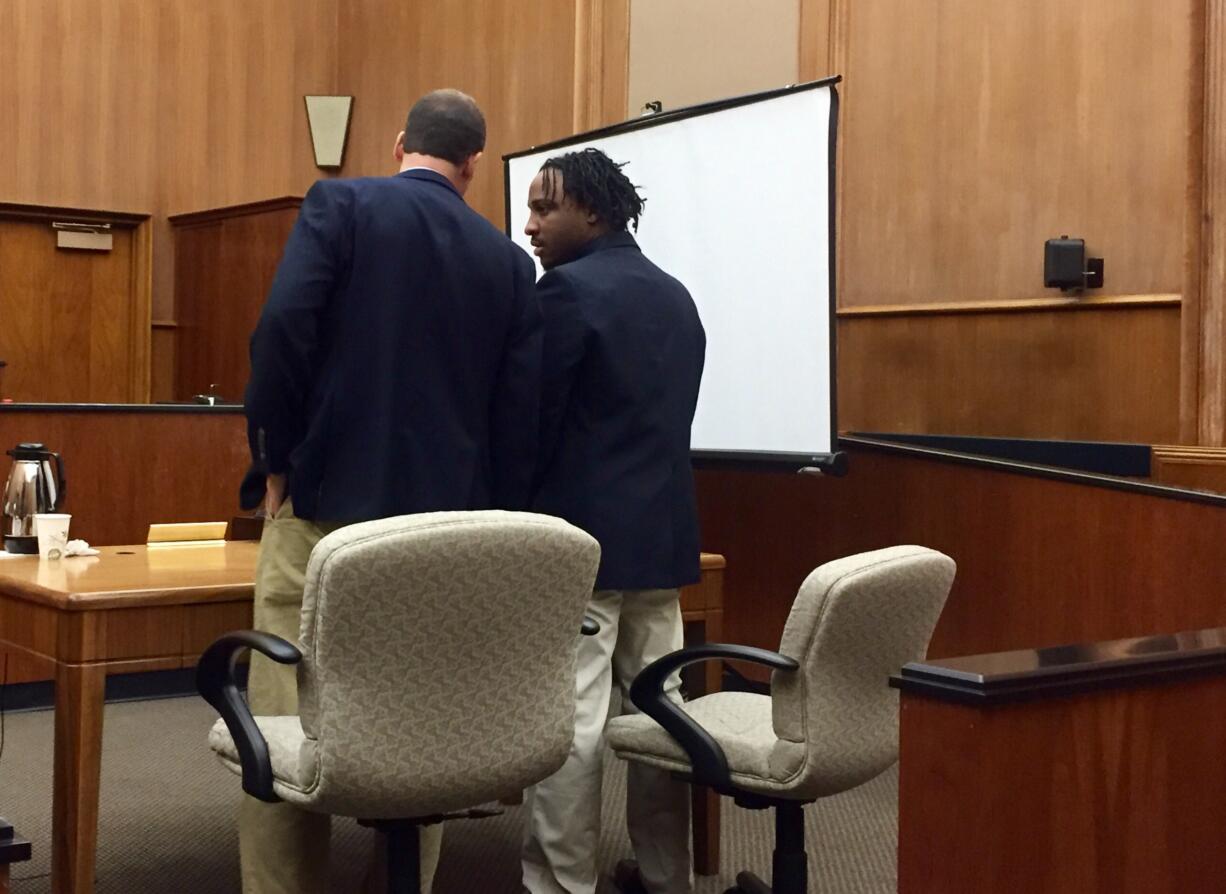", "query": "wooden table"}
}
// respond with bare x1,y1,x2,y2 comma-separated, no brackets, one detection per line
682,553,725,875
0,543,259,894
0,544,725,892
